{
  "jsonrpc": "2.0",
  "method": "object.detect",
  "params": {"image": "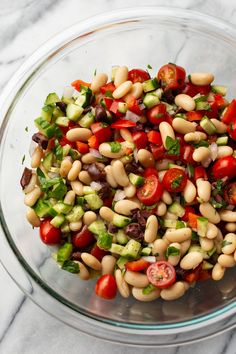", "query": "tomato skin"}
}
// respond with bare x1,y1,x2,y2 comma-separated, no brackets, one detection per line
40,219,61,245
72,226,95,249
132,131,148,149
180,144,195,164
147,261,176,289
143,167,159,178
194,166,208,182
186,111,203,121
162,168,188,193
211,156,236,180
227,120,236,140
224,182,236,205
182,82,211,97
126,259,150,272
91,122,112,143
188,212,199,230
157,64,186,90
59,136,75,148
59,121,75,135
100,82,116,94
137,175,163,206
71,79,90,91
95,274,117,300
147,131,162,145
91,244,109,261
126,95,143,115
150,144,166,160
103,97,113,110
147,104,167,125
212,94,226,109
76,141,89,154
221,99,236,124
128,69,150,83
110,119,136,129
109,101,124,117
182,206,195,222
